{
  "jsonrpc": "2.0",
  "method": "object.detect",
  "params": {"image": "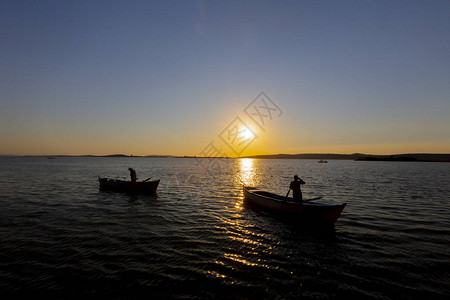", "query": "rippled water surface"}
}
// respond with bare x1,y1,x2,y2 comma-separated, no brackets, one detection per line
0,157,449,299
